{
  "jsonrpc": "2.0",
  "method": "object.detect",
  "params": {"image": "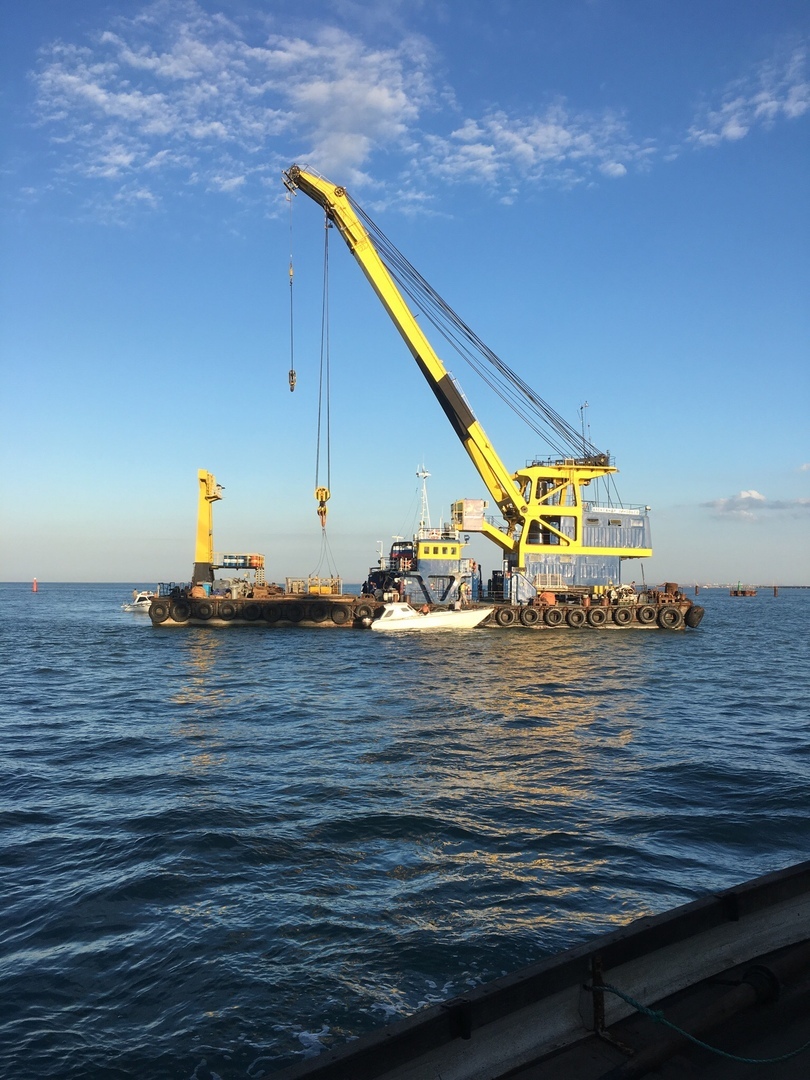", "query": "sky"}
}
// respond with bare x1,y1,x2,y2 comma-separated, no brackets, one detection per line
1,0,808,585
